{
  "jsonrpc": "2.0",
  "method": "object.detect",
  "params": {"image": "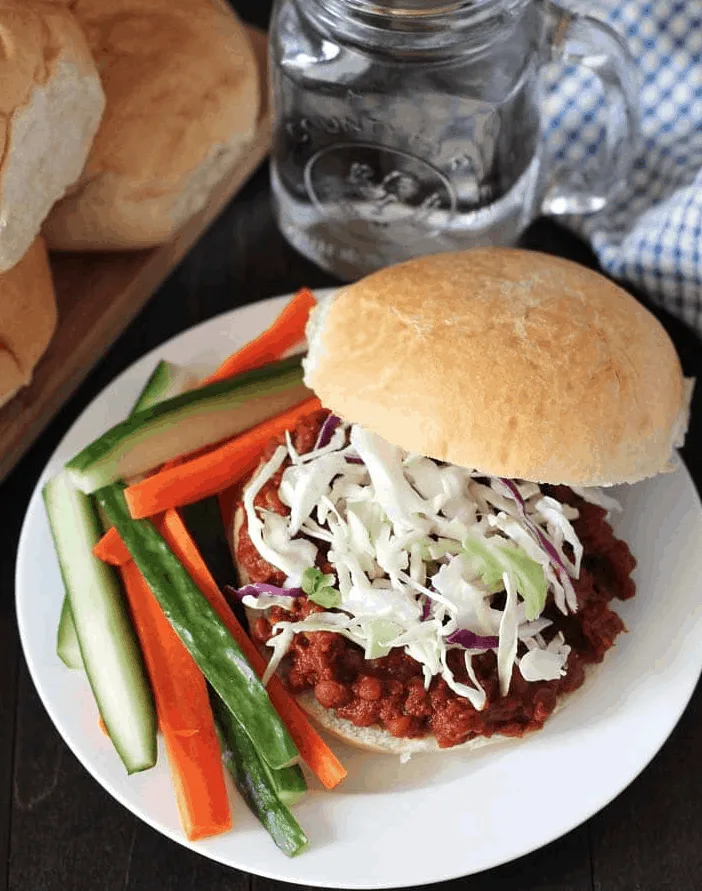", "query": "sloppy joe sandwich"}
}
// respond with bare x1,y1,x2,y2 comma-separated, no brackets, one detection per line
230,248,691,755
